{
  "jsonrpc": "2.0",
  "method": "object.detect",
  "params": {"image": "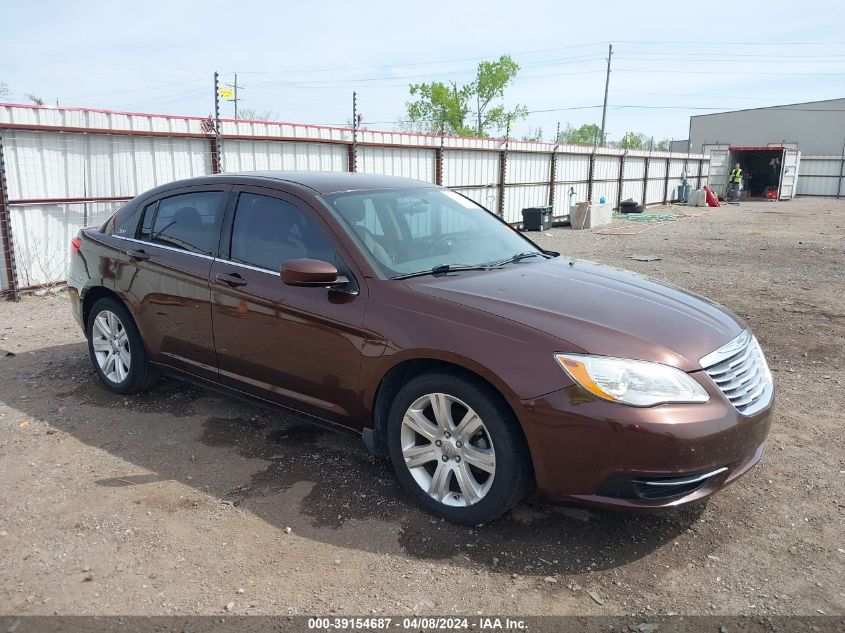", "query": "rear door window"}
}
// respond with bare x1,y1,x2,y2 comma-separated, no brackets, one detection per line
140,191,226,255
